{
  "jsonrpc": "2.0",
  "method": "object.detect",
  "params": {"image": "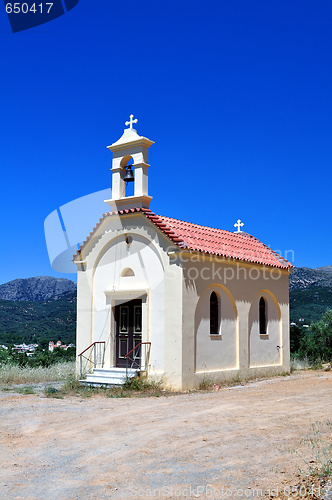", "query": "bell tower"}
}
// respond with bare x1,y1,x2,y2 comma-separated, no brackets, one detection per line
105,115,154,210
